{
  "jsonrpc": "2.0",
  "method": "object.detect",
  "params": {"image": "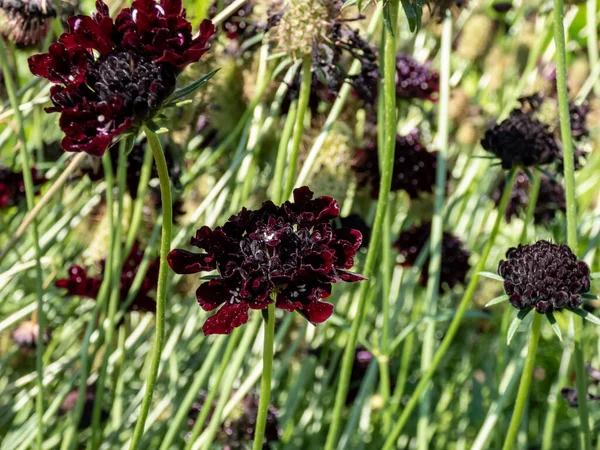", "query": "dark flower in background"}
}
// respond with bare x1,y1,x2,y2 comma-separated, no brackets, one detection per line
59,386,108,429
55,242,159,314
430,0,469,21
337,214,371,249
561,364,600,408
353,132,440,199
395,54,439,101
0,166,45,208
28,0,214,155
168,187,365,335
188,391,280,449
12,321,51,350
394,222,471,292
492,171,566,224
208,0,256,41
498,240,591,314
0,0,56,46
